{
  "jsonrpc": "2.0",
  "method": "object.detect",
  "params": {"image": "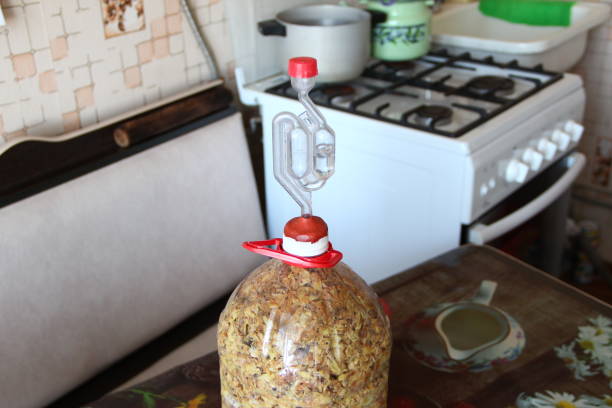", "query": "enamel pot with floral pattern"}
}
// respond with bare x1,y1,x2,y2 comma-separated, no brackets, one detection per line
362,0,434,61
403,280,526,373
